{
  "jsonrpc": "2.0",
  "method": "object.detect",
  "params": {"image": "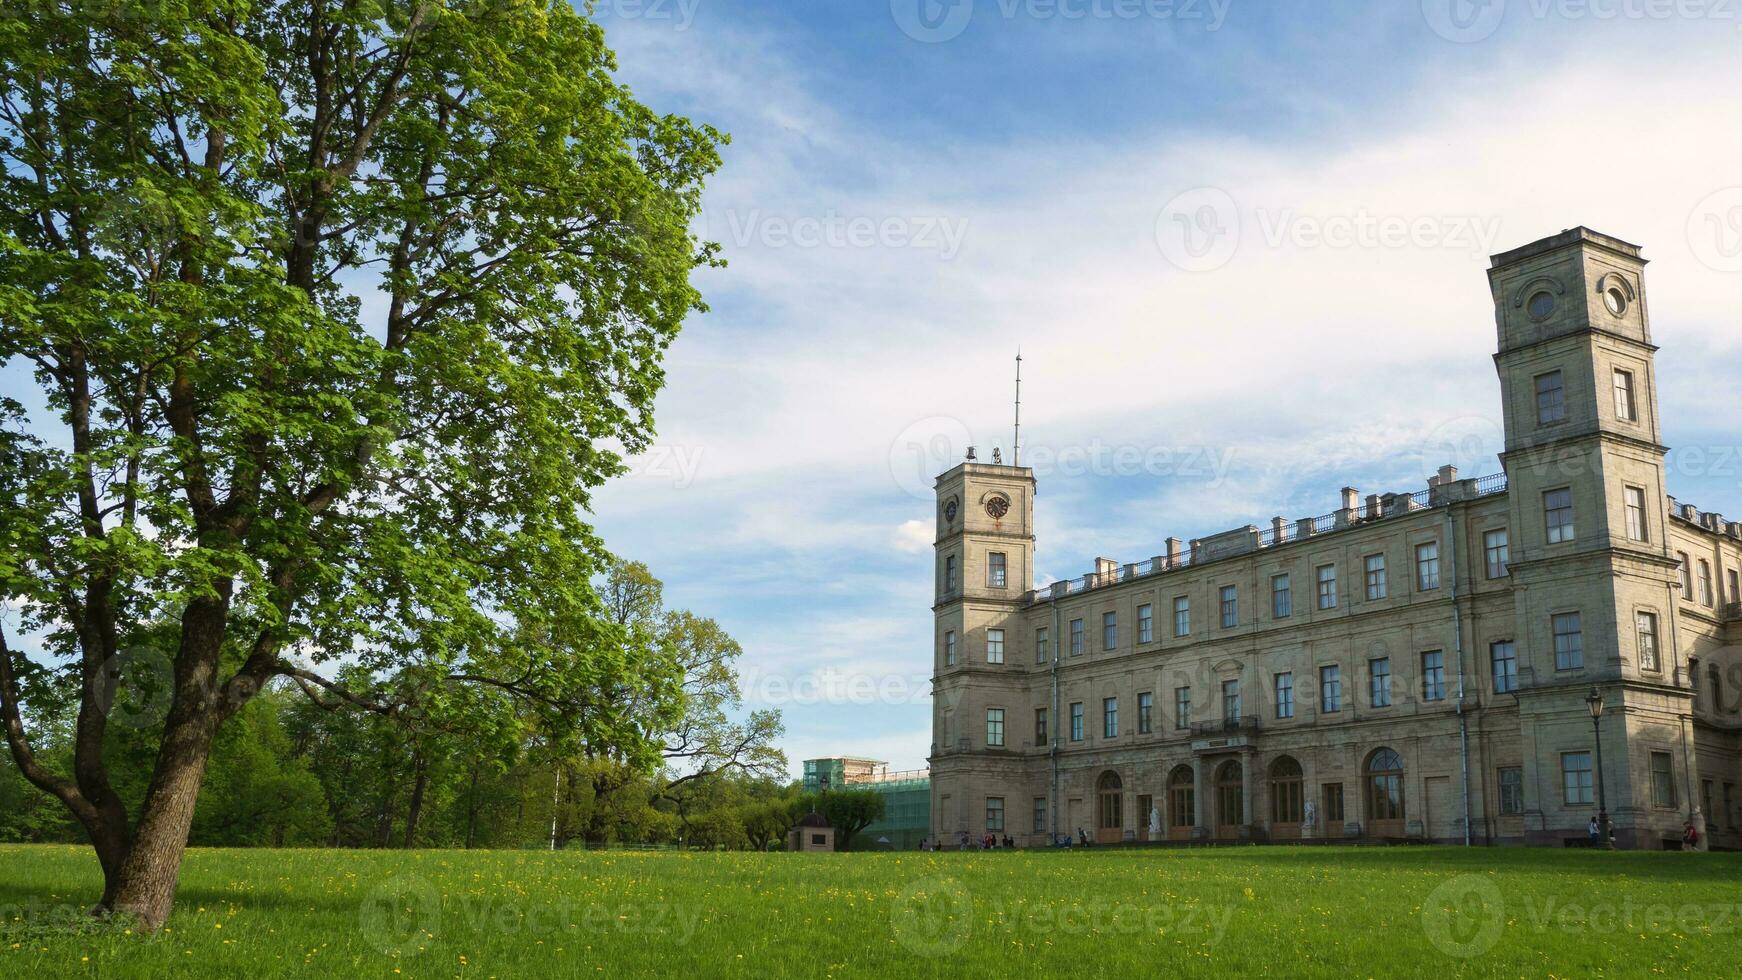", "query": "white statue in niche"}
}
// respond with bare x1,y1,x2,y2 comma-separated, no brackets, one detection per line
1149,806,1162,836
1303,798,1318,830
